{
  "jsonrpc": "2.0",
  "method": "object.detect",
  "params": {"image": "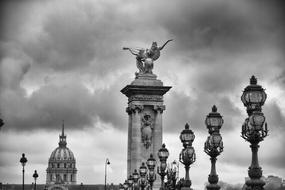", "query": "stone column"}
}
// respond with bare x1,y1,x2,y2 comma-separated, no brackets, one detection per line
153,105,165,160
130,105,143,175
126,107,133,176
